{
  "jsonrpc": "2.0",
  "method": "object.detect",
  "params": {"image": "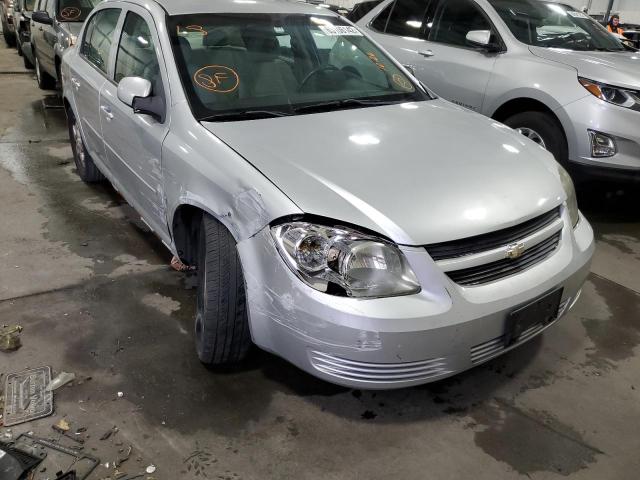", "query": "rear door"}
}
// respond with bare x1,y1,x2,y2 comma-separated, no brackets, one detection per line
99,6,170,237
68,7,121,165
